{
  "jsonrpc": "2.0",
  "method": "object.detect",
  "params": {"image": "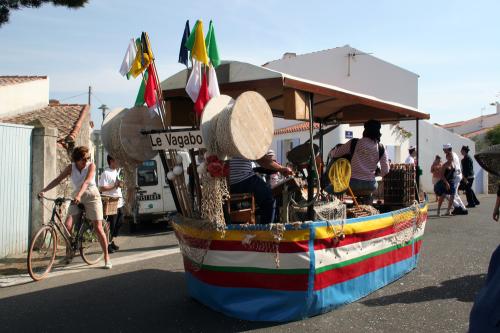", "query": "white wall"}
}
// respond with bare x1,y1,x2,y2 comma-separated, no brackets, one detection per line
400,120,486,194
264,46,418,108
0,78,49,116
